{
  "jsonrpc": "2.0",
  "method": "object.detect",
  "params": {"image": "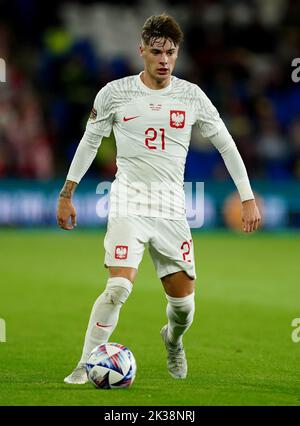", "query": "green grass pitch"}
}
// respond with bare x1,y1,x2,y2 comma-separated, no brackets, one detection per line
0,229,300,406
